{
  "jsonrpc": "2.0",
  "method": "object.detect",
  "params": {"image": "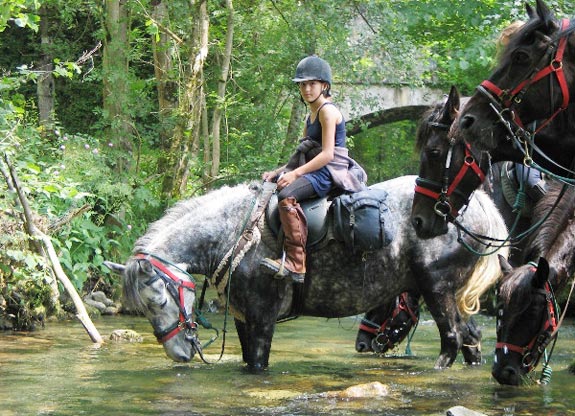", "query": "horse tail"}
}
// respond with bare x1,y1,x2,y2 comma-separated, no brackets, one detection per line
456,192,510,318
